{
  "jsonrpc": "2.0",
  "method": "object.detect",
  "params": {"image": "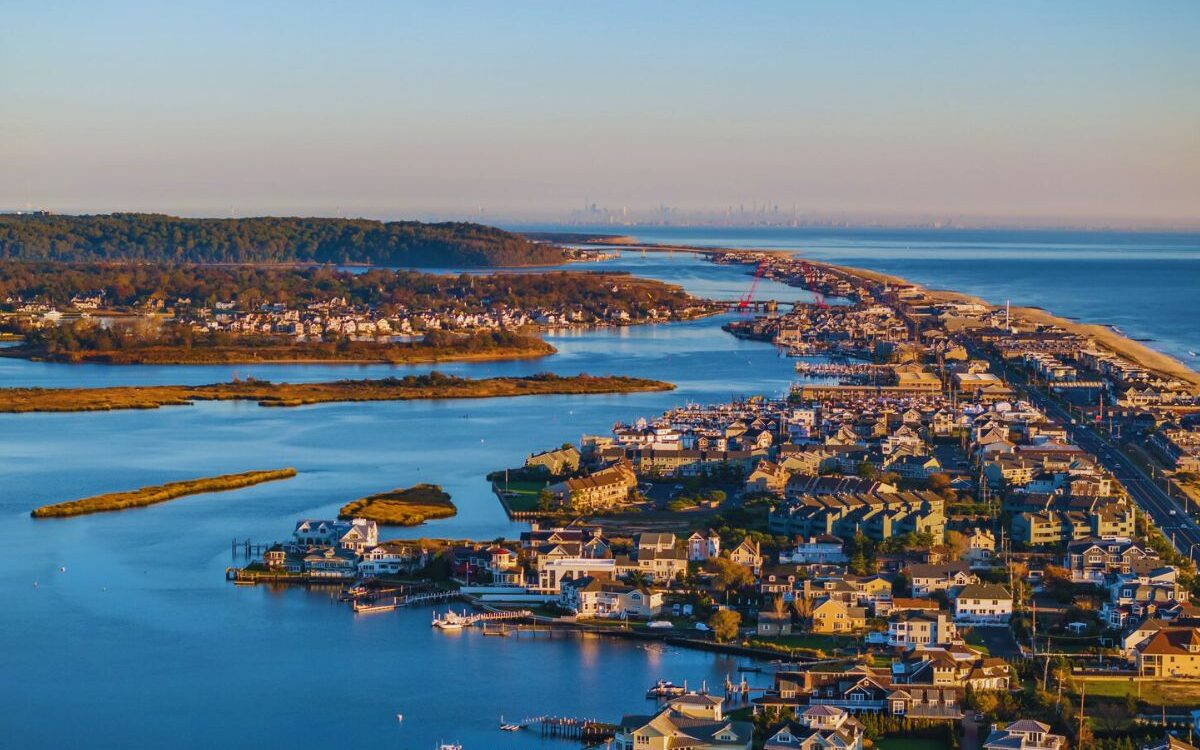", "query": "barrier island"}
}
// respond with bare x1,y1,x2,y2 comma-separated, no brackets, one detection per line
31,468,297,518
0,372,675,413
